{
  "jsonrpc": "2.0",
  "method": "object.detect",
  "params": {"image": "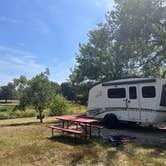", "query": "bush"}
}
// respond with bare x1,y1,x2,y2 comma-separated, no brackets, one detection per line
50,95,69,116
0,112,10,119
9,109,36,118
